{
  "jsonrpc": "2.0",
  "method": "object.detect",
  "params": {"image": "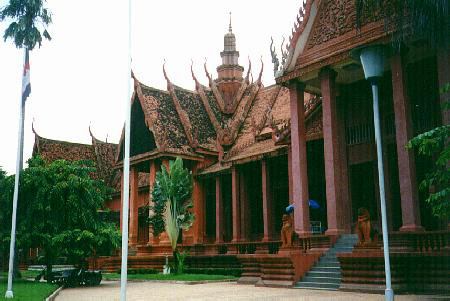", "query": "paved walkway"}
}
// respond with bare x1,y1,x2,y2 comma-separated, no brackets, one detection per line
55,281,448,301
